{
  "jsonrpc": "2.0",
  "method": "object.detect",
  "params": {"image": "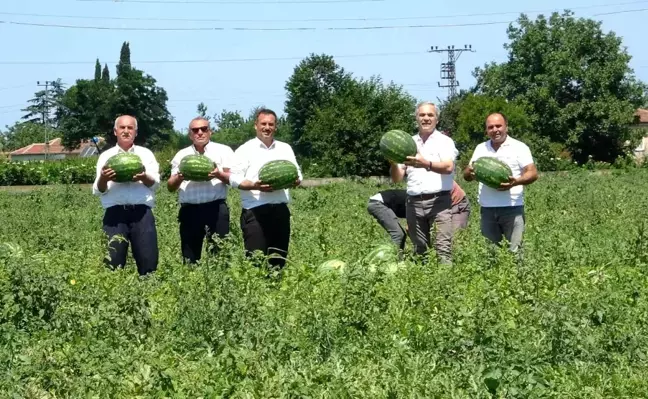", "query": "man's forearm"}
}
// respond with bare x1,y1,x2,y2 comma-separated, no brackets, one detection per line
167,174,182,192
426,160,454,175
516,169,538,186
